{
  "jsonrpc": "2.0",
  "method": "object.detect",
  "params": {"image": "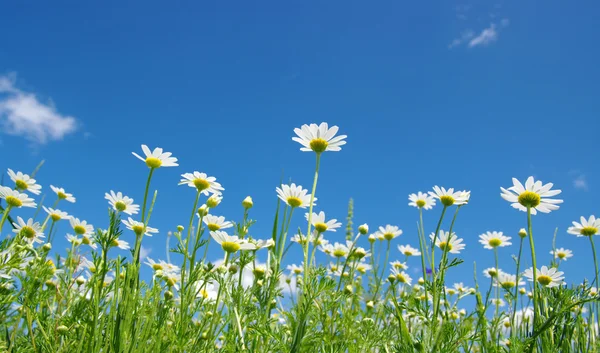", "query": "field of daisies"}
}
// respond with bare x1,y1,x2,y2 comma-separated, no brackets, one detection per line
0,122,598,352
